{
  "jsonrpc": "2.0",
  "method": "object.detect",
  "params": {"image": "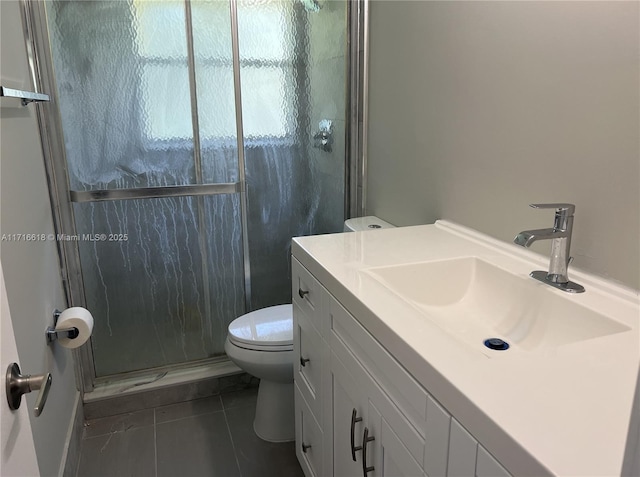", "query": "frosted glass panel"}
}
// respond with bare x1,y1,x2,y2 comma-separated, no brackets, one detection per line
191,0,239,183
74,196,244,377
203,195,246,351
47,0,195,190
237,0,296,140
238,1,290,61
141,64,192,141
305,0,348,234
134,1,188,58
241,66,294,138
238,0,347,309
